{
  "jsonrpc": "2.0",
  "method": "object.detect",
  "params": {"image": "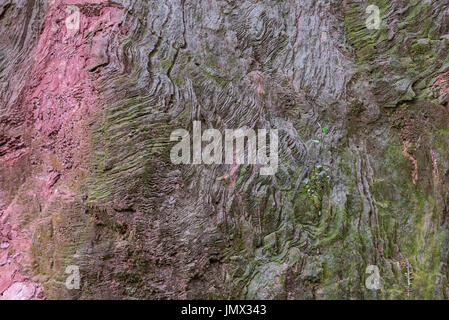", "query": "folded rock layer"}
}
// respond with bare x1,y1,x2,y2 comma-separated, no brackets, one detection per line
1,0,449,299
